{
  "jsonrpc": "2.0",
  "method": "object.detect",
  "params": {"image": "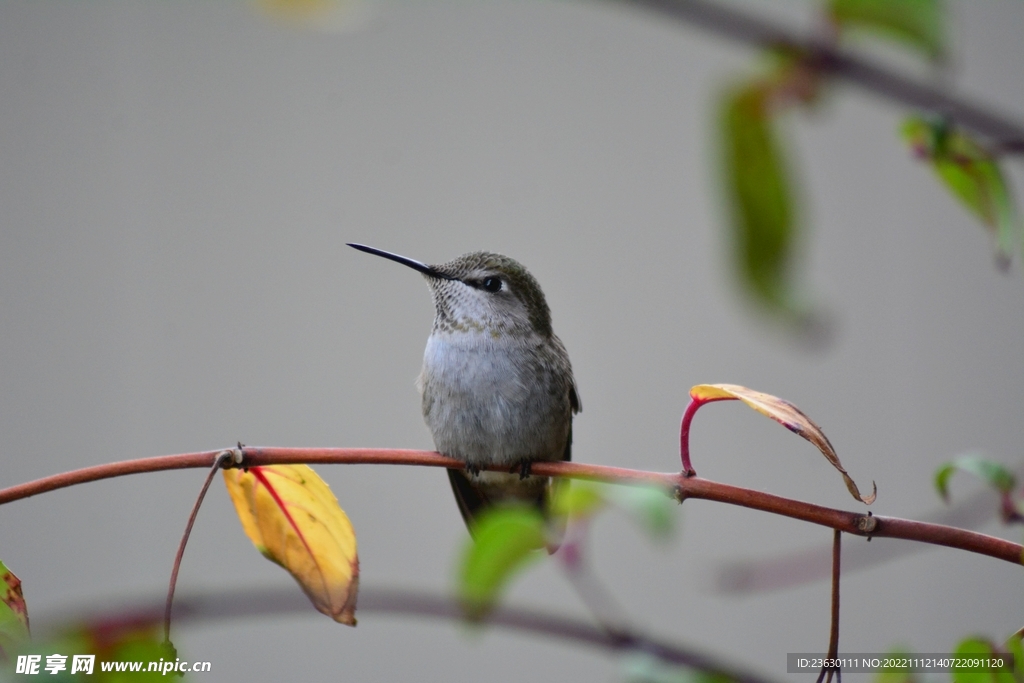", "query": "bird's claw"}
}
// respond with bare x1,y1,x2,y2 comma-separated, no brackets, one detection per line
518,461,532,480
